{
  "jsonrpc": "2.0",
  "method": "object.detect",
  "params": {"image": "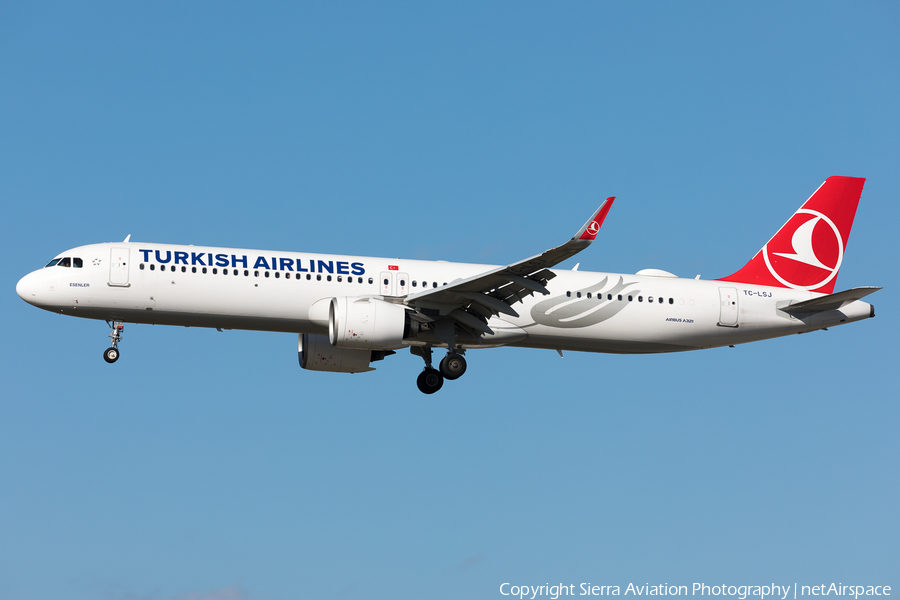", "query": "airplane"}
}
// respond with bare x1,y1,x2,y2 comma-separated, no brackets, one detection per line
16,176,879,394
